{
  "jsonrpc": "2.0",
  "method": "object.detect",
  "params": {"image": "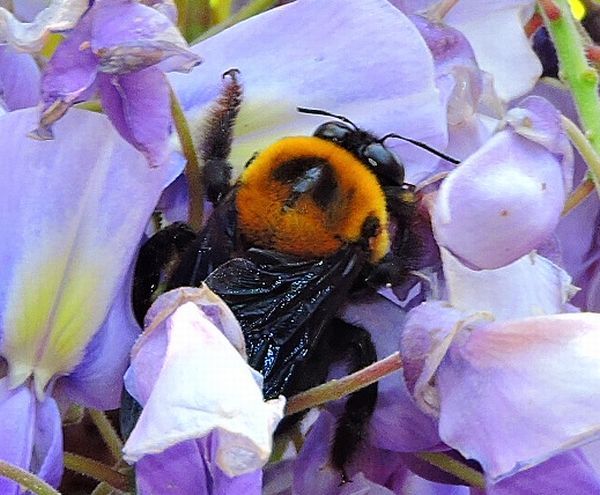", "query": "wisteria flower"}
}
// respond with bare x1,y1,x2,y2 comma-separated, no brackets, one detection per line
400,96,600,486
37,0,201,167
122,287,285,494
0,107,176,492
